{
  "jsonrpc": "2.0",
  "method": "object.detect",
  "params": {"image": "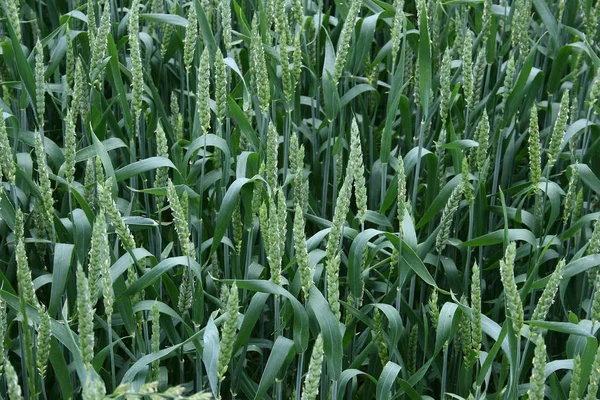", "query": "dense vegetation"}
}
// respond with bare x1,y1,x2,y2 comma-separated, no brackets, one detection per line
1,0,600,398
